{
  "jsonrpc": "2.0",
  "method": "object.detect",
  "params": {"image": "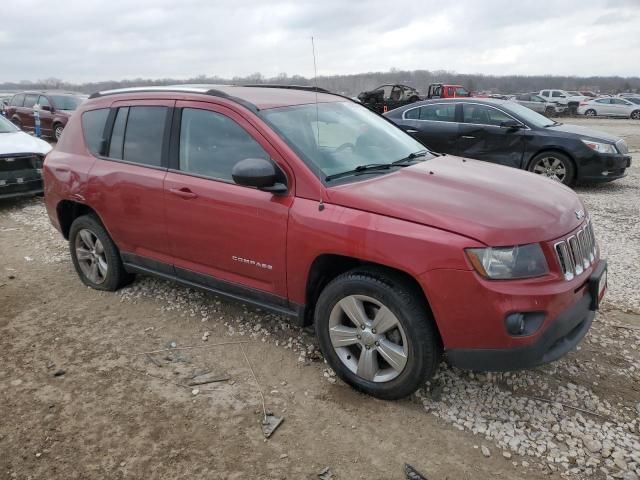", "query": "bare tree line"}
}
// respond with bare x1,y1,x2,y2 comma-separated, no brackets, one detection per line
1,70,639,96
